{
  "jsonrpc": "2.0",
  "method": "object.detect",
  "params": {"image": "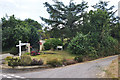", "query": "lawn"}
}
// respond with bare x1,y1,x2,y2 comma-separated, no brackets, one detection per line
30,50,77,64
